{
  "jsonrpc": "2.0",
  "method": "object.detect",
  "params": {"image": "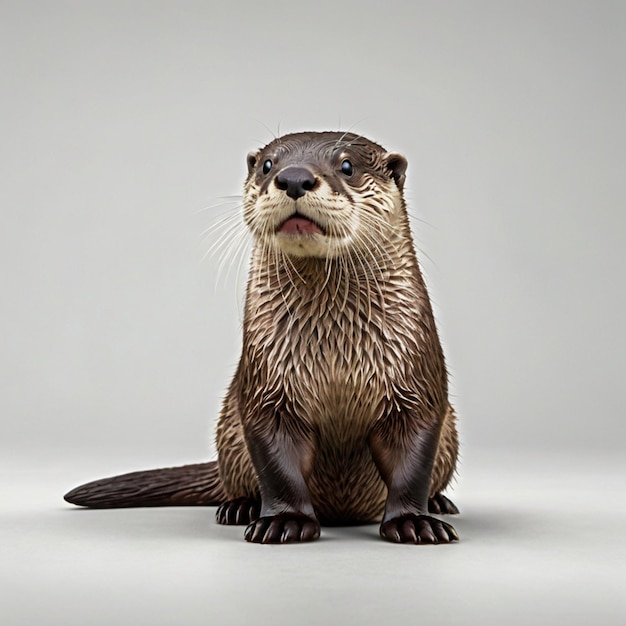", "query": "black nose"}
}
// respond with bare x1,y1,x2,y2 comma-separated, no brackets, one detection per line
274,167,318,200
